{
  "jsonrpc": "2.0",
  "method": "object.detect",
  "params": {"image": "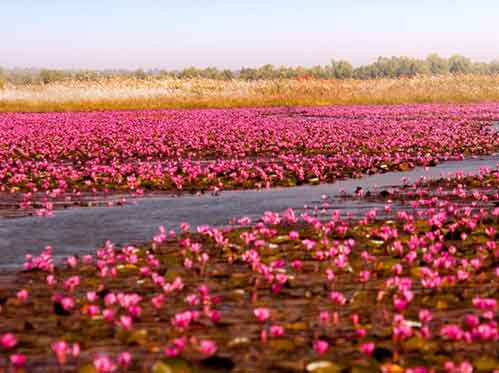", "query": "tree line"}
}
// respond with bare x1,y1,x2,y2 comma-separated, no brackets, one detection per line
1,54,499,85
